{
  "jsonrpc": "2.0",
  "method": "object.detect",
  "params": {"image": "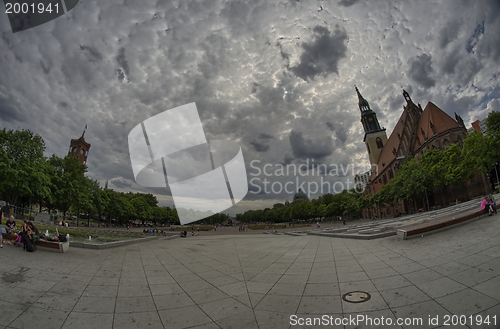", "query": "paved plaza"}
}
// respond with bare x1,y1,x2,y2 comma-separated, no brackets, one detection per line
1,215,500,329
